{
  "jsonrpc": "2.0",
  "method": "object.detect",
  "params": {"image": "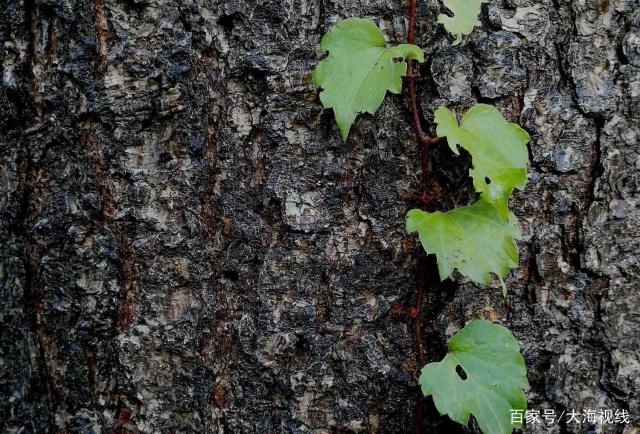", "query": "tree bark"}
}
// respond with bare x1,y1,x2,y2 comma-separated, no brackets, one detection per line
1,0,638,433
